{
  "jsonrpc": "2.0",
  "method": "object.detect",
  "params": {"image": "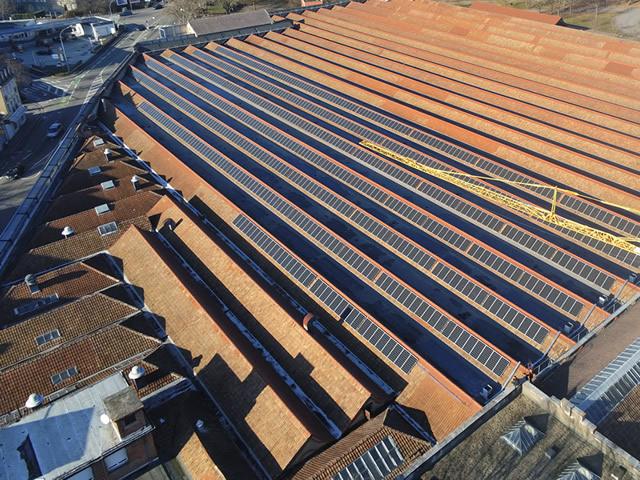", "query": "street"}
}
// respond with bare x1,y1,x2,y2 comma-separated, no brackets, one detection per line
0,9,173,231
